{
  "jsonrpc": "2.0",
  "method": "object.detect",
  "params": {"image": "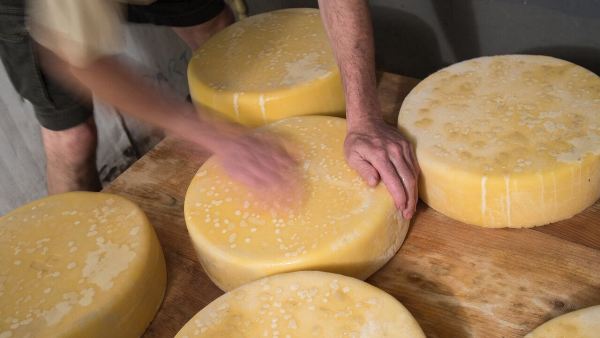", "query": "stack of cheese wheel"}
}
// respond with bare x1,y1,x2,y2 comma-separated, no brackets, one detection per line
526,305,600,338
398,55,600,228
175,271,425,338
0,192,166,337
184,116,409,291
187,8,345,126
